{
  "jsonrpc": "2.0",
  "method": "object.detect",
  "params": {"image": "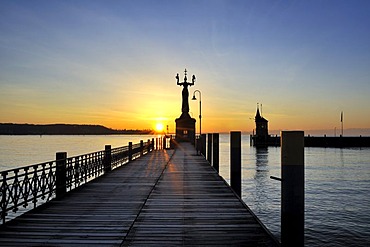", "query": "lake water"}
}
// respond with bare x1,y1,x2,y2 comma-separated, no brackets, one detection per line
1,134,370,246
0,135,155,171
